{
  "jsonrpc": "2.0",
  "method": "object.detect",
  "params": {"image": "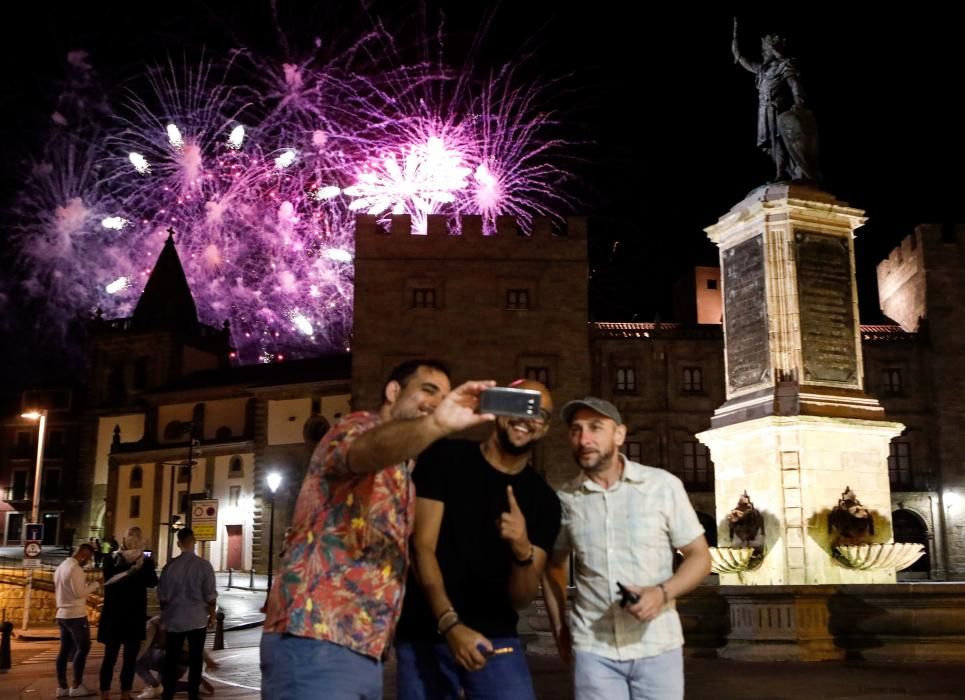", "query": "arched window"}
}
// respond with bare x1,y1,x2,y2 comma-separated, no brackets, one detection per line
696,511,718,548
129,466,143,489
892,509,930,575
228,456,244,478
